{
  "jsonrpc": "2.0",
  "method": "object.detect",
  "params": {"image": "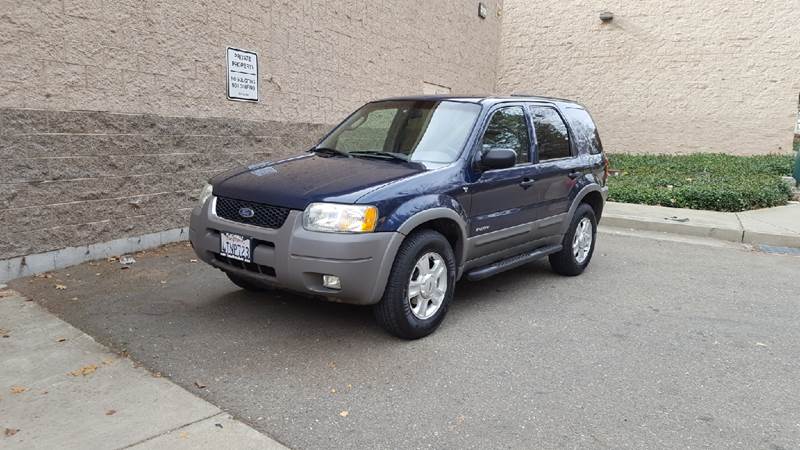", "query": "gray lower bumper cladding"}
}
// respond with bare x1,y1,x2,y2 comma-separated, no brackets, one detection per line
189,198,403,305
